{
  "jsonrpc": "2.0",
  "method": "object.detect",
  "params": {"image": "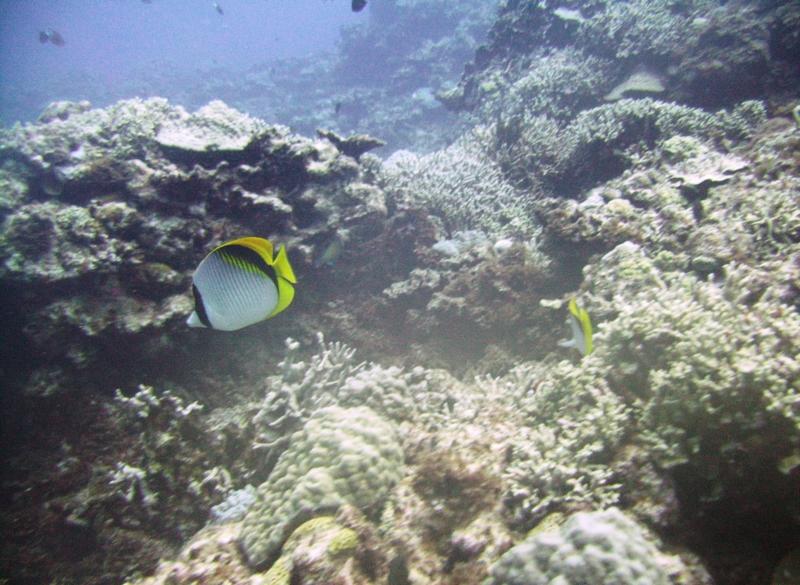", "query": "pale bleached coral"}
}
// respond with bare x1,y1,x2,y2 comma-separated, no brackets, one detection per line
485,508,671,585
380,126,538,237
155,100,268,153
501,360,630,527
